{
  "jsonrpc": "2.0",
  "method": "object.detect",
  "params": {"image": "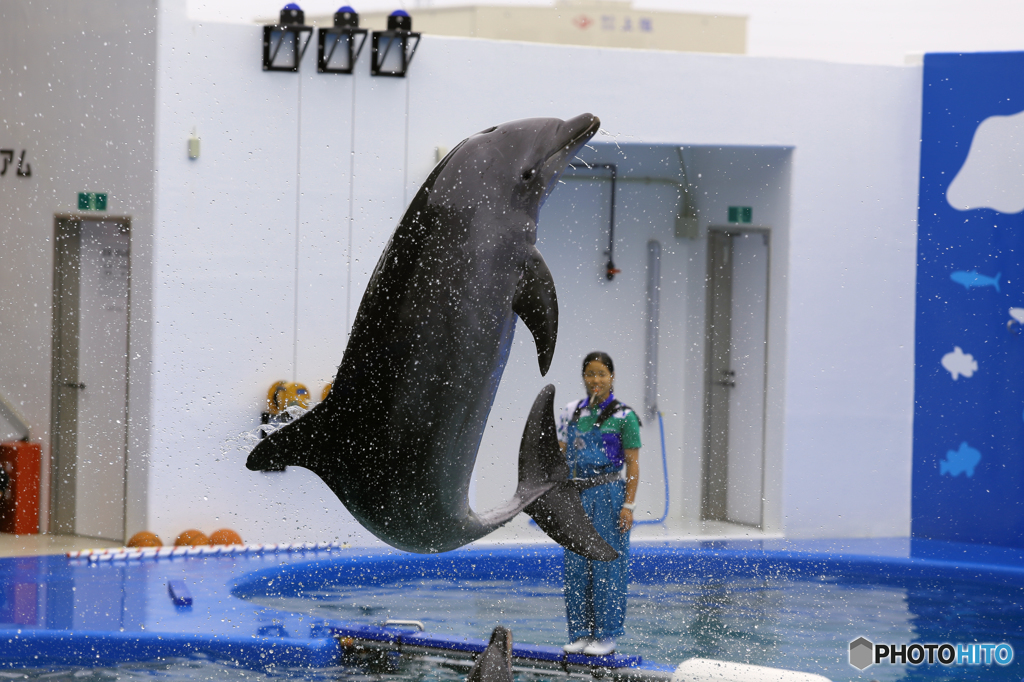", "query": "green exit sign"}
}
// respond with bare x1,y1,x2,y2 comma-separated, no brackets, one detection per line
728,206,752,223
78,192,108,210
